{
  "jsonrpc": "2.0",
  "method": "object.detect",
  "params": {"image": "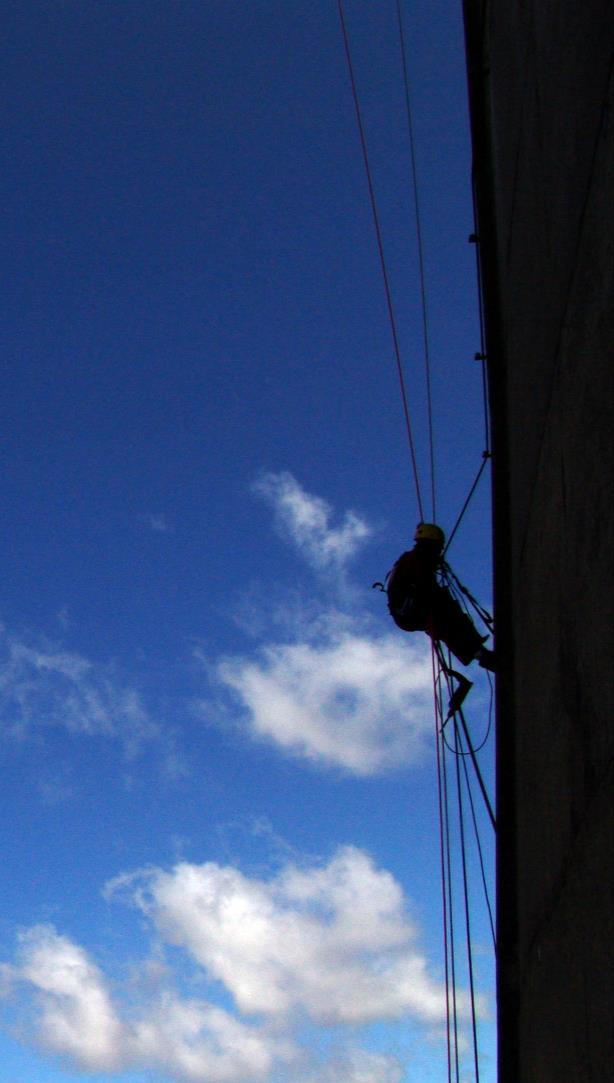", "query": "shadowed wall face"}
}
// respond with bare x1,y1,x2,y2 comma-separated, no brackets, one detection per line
465,2,613,1081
